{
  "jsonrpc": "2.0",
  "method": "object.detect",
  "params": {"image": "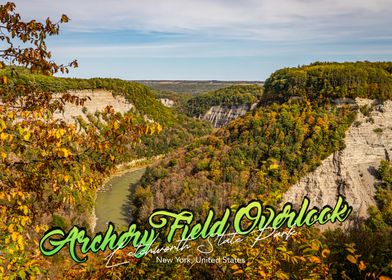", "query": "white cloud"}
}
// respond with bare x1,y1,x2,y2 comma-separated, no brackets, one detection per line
12,0,392,41
10,0,392,81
